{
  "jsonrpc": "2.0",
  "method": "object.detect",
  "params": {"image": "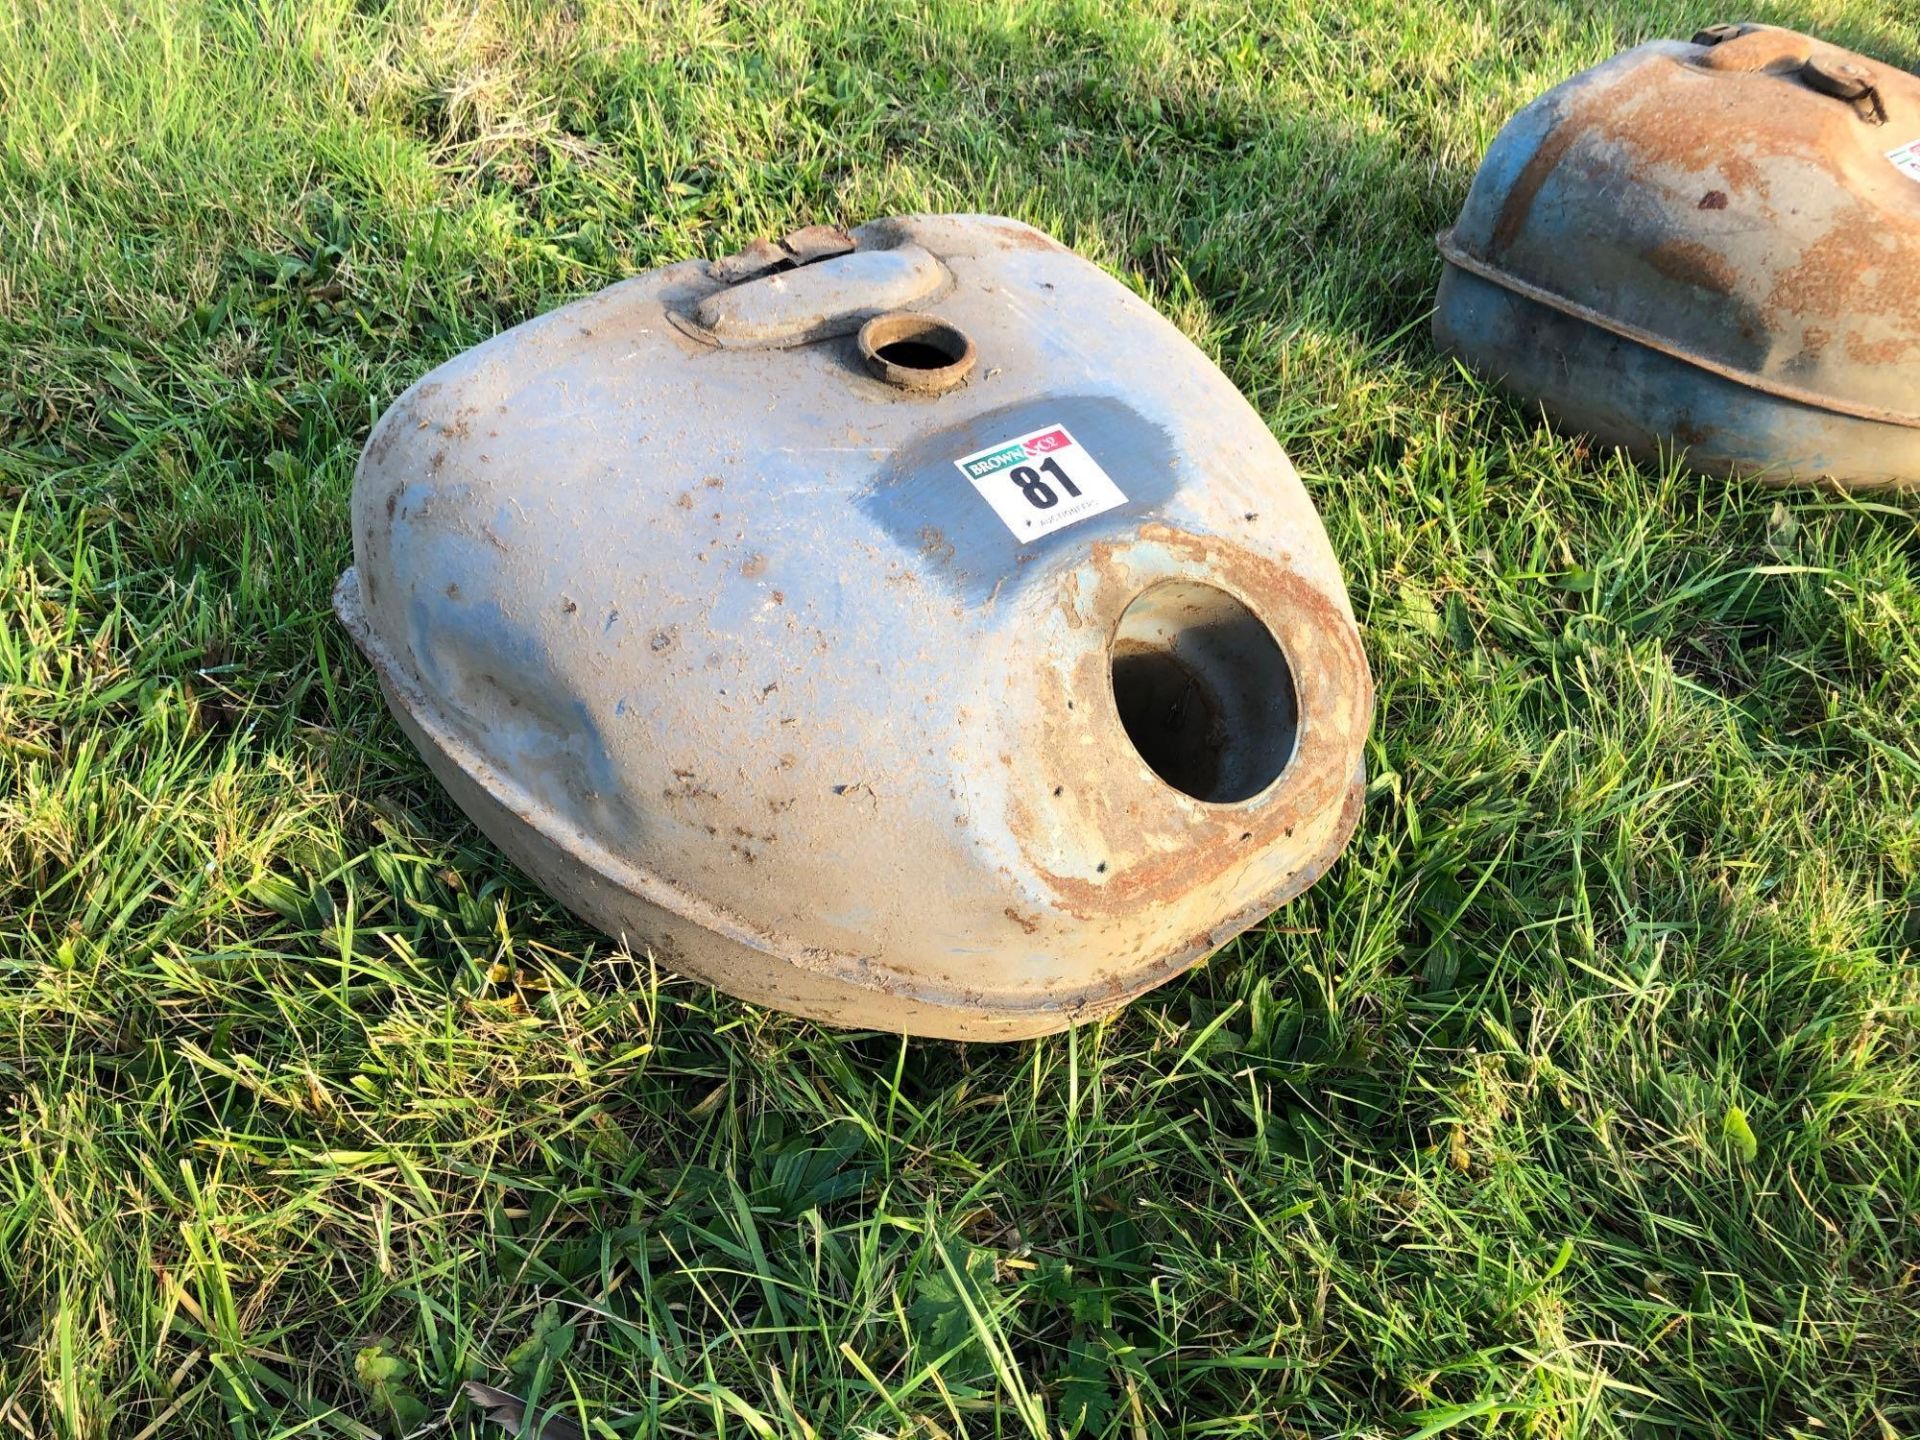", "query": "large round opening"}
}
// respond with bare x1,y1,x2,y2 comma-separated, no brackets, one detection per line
1109,582,1298,804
